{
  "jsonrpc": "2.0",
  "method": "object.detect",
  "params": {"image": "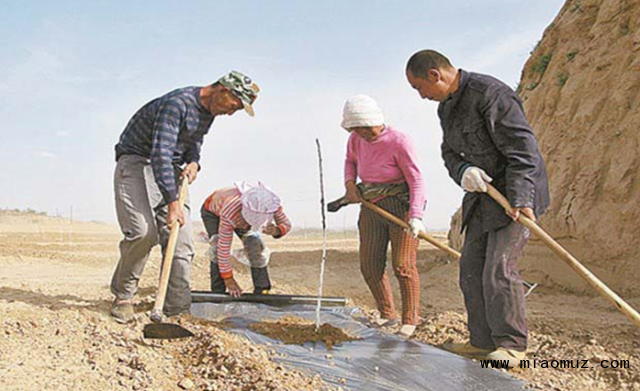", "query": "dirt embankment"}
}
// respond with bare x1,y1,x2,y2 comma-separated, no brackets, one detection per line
448,0,640,296
515,0,640,295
